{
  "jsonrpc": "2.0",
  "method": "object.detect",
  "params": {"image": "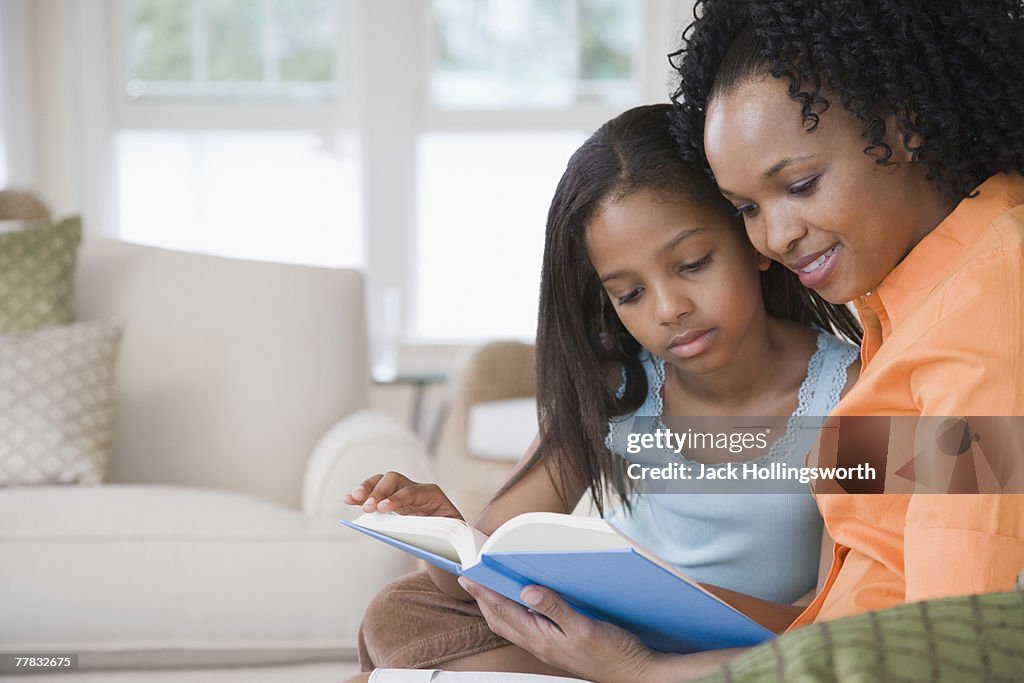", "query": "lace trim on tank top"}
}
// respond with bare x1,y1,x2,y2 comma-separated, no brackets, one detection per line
606,332,855,465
